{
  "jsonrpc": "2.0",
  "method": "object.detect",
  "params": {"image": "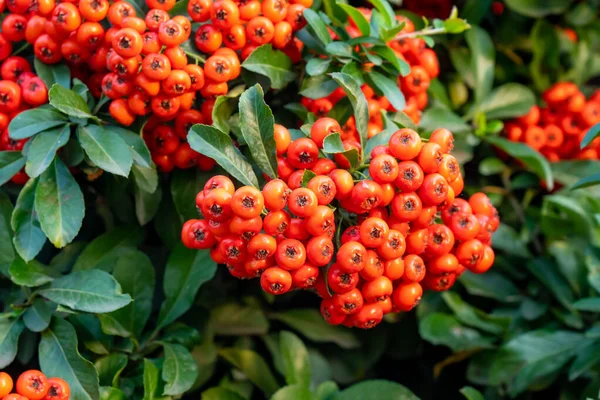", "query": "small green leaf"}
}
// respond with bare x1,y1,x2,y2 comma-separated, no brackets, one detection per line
460,386,485,400
444,18,471,34
95,353,128,387
331,72,369,152
459,271,522,303
300,75,339,99
201,388,246,400
212,94,239,134
303,9,332,45
170,168,212,220
337,3,370,35
420,106,472,133
241,44,296,90
572,173,600,190
0,151,26,186
134,183,162,226
219,348,280,396
322,133,359,168
25,125,70,178
23,298,52,332
188,124,259,188
306,58,332,76
238,85,278,179
301,170,317,188
9,257,53,287
527,258,575,311
465,26,495,105
581,122,600,149
325,42,353,58
35,158,84,248
371,46,410,76
441,292,508,335
572,298,600,312
486,136,553,190
271,385,313,400
38,270,132,313
367,71,405,111
505,0,571,17
419,313,495,351
72,226,144,271
49,84,96,119
100,387,126,400
470,83,536,121
34,59,71,89
77,125,133,177
112,126,153,168
11,178,46,262
280,331,311,387
39,318,100,400
132,164,159,194
334,380,418,400
478,157,506,176
367,0,395,27
162,343,199,396
212,303,270,336
8,109,67,140
569,339,600,380
0,317,24,368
